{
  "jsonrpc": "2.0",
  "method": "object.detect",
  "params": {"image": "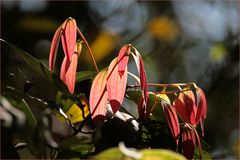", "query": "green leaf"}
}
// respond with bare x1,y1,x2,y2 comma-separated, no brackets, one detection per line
140,149,186,160
0,39,70,95
94,148,125,160
59,136,94,155
126,90,165,121
75,71,96,82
